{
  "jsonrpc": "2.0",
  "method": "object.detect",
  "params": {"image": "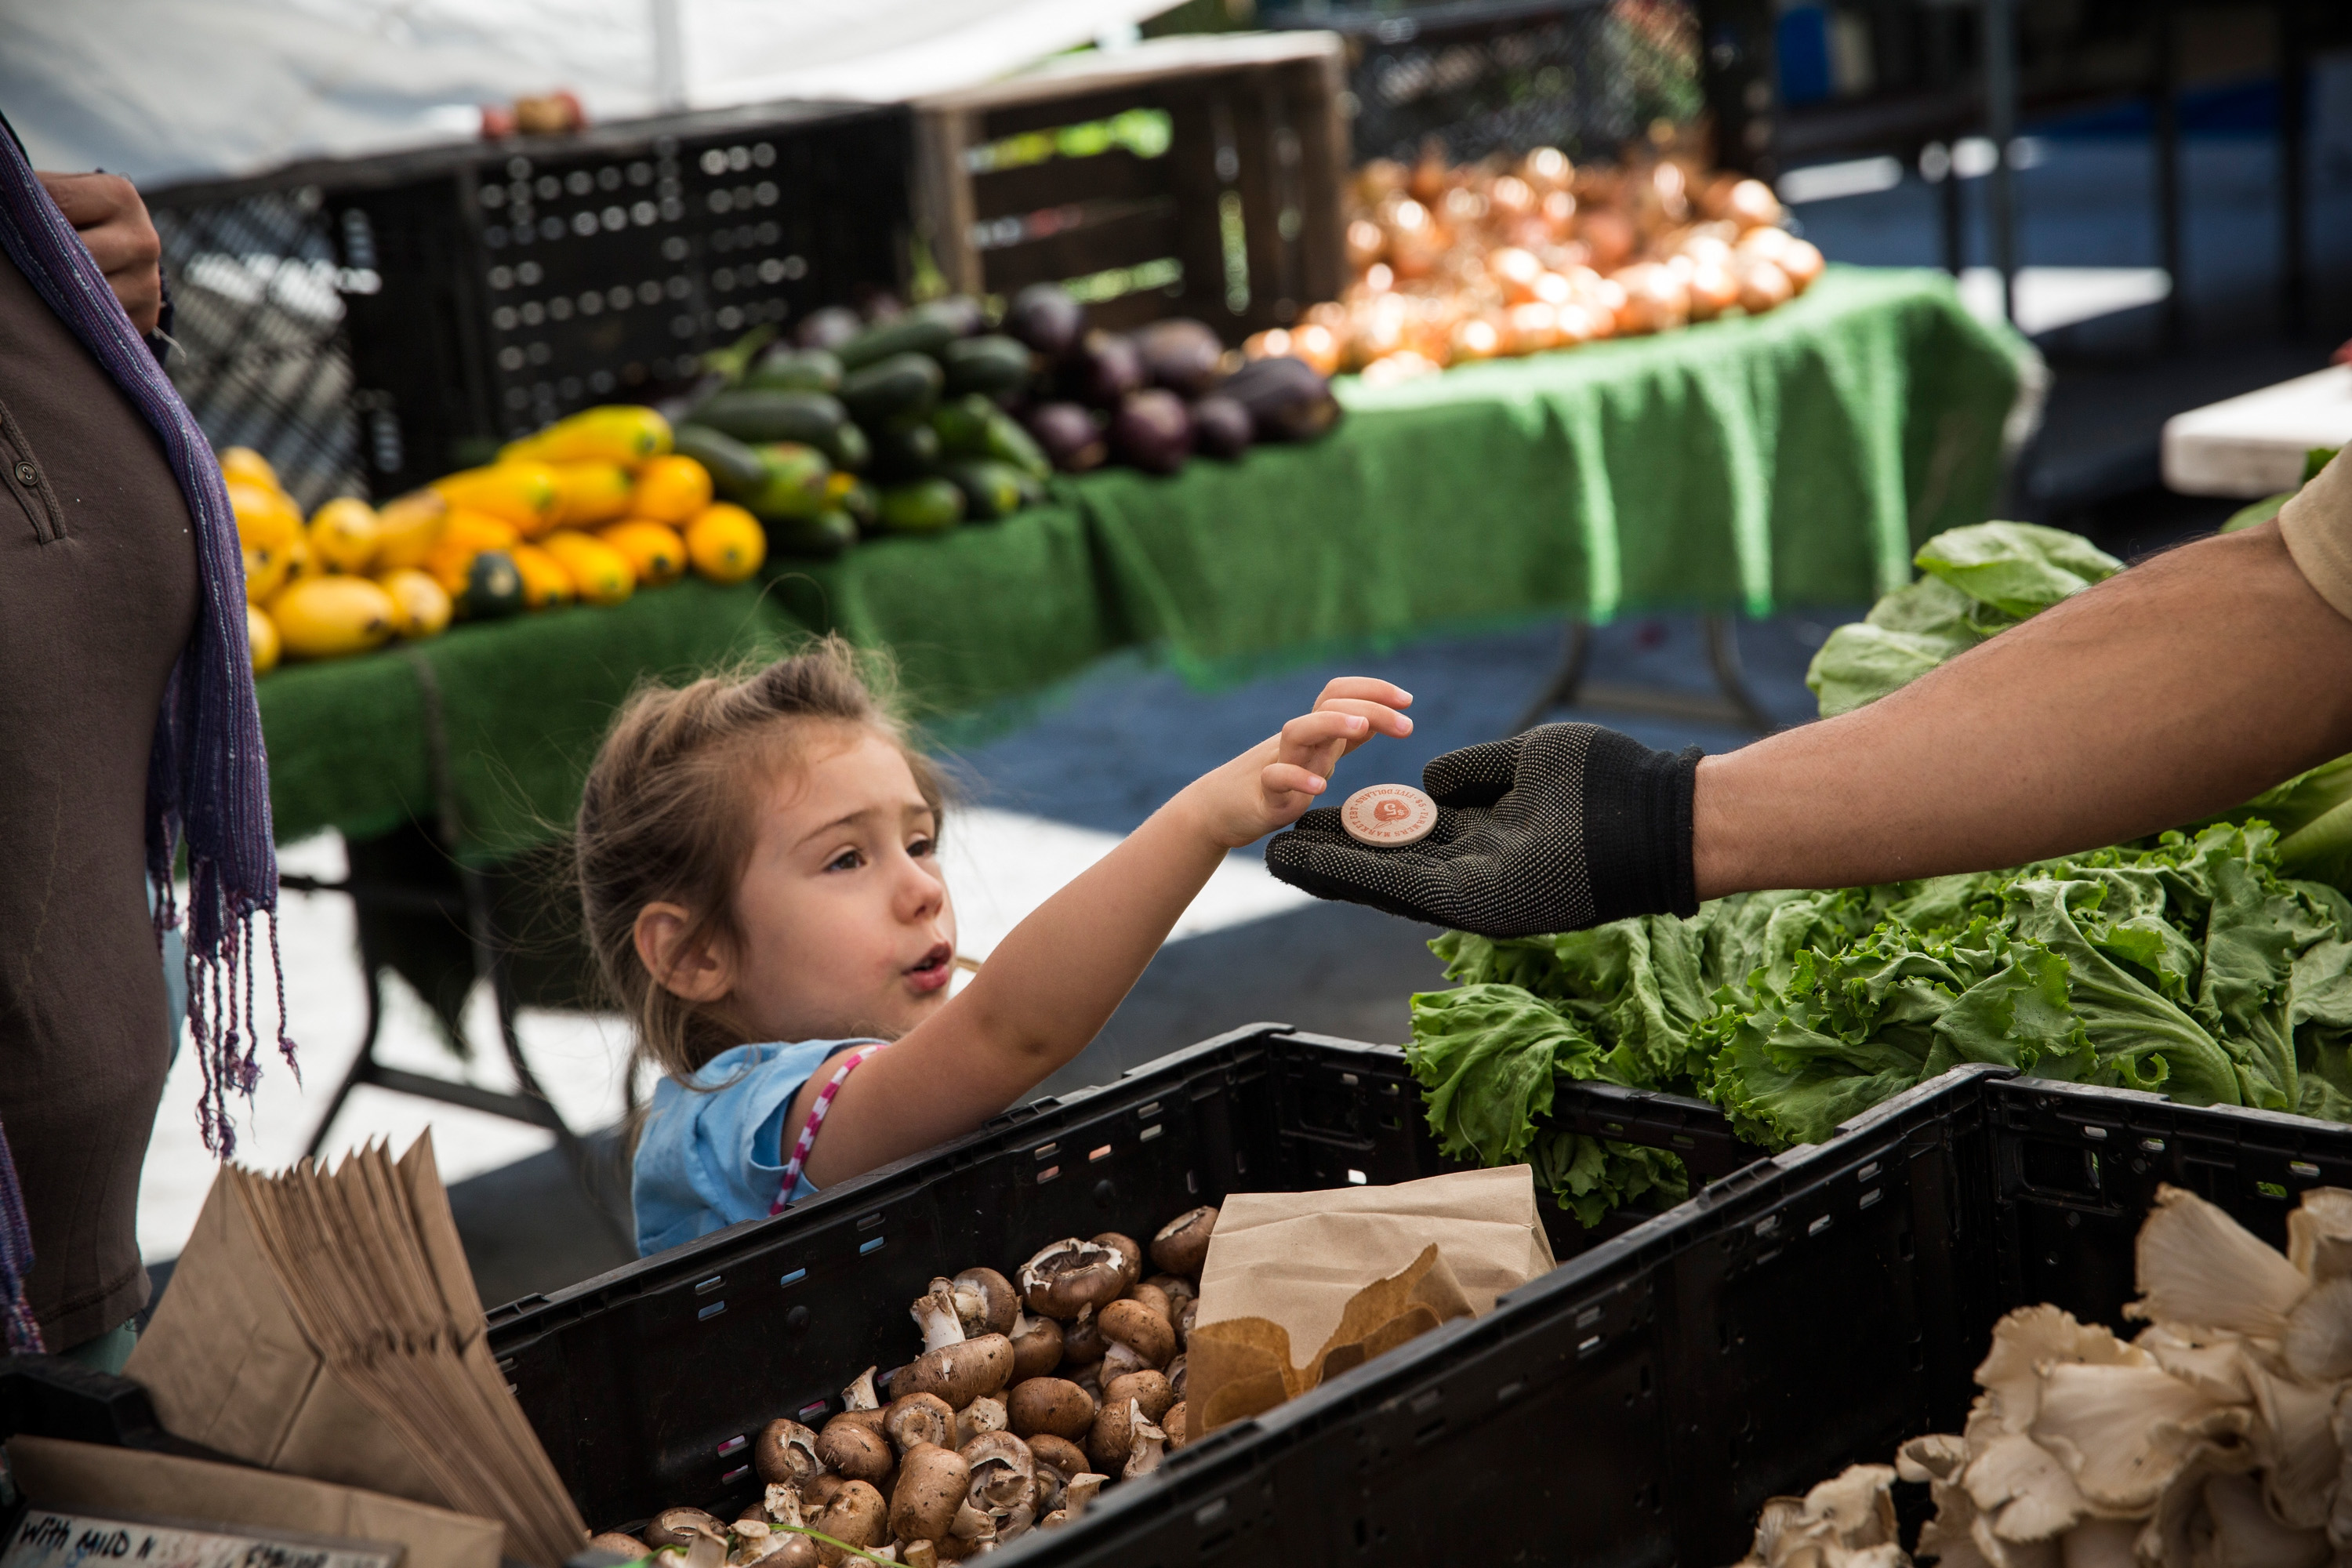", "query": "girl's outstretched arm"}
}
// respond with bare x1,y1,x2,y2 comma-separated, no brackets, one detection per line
800,677,1413,1184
